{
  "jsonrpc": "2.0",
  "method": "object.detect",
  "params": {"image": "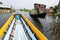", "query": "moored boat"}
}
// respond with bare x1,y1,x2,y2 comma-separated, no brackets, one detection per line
29,12,46,18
